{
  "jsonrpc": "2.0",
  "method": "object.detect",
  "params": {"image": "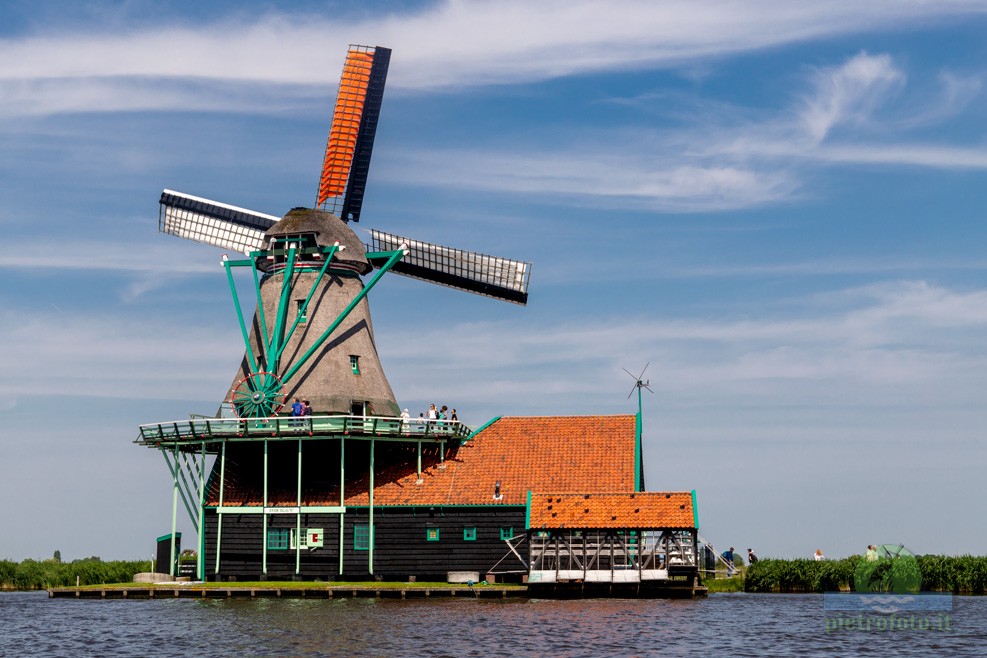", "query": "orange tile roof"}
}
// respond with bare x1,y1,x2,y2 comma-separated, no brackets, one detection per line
343,415,638,506
529,492,695,529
